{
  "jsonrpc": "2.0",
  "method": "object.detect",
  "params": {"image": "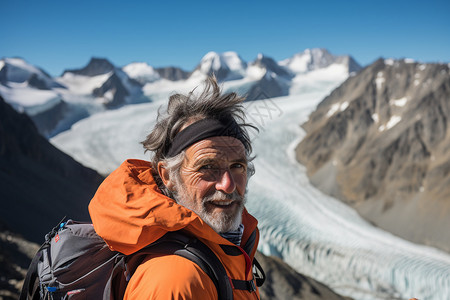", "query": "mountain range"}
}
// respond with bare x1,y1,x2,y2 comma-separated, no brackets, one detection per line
1,48,450,299
0,49,360,138
296,58,450,252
